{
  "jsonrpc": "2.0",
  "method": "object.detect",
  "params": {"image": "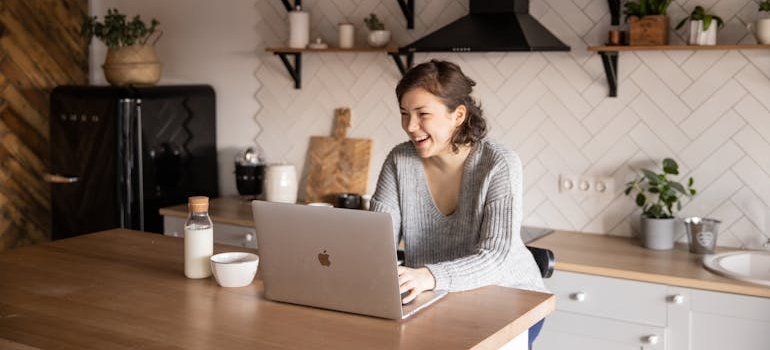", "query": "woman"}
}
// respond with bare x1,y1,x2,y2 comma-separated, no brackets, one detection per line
369,59,546,346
